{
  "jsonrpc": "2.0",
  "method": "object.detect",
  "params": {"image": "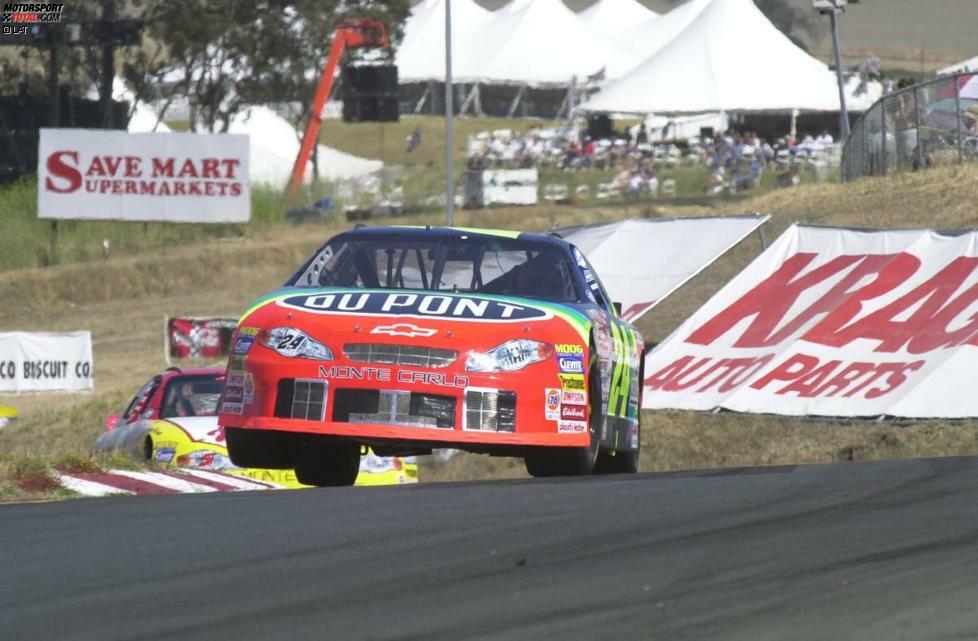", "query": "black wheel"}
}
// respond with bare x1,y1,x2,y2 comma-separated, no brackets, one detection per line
225,427,295,469
294,439,361,487
594,423,640,474
524,348,602,477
